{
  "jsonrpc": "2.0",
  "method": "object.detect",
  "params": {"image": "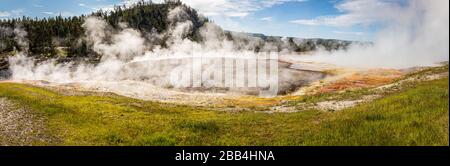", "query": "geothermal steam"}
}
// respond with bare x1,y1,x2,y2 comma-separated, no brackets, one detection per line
8,6,308,96
297,0,449,68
